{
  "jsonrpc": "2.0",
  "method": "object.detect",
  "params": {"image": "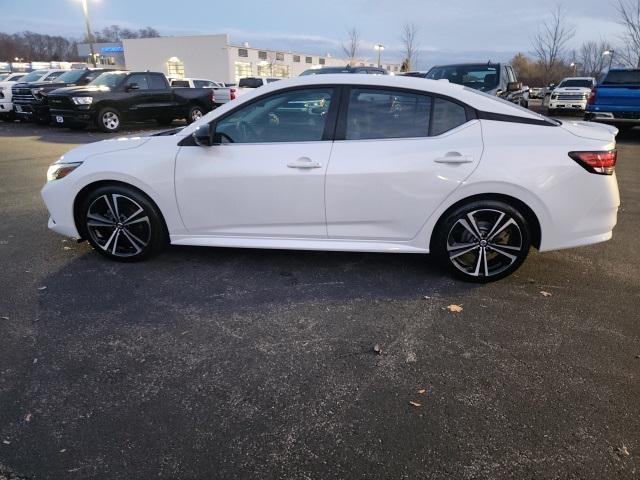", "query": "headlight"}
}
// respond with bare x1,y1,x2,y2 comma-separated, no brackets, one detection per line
551,94,558,99
46,162,82,182
72,96,93,105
